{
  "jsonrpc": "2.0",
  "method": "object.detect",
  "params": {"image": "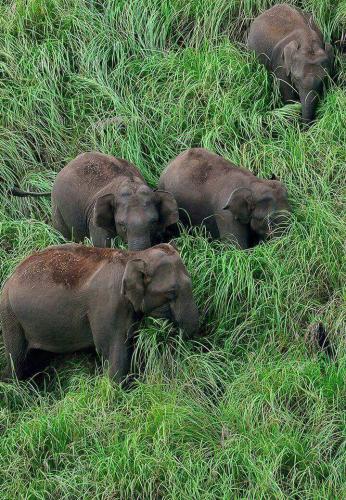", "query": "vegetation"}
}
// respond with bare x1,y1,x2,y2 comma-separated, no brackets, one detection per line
0,0,345,498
